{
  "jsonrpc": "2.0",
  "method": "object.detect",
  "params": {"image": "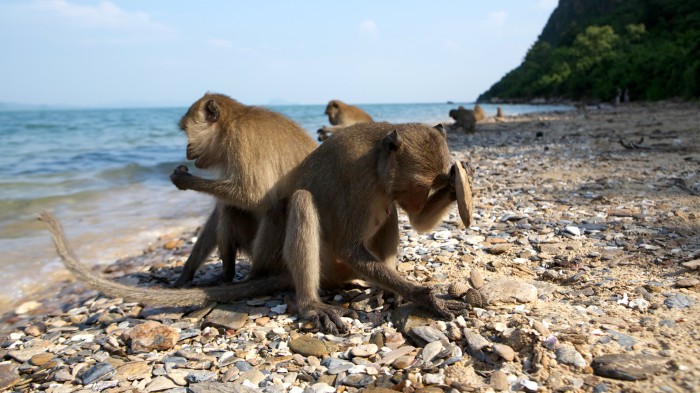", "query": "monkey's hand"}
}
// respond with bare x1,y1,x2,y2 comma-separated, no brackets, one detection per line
449,160,474,192
170,165,194,190
417,287,478,320
300,303,358,335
